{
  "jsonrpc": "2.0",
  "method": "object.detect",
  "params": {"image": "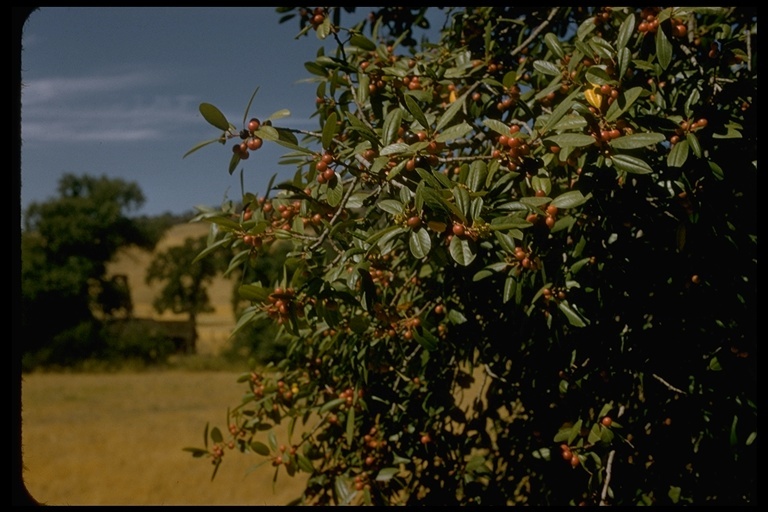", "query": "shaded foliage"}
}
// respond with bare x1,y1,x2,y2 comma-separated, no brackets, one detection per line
21,174,166,369
185,7,756,506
